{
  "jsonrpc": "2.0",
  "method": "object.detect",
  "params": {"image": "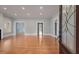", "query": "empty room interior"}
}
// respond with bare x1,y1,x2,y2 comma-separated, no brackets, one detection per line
0,5,77,54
